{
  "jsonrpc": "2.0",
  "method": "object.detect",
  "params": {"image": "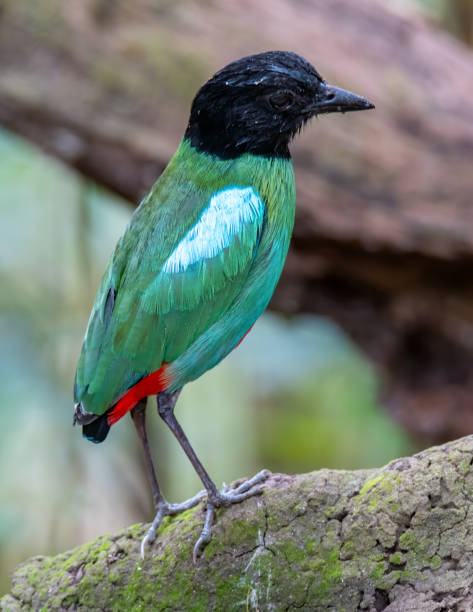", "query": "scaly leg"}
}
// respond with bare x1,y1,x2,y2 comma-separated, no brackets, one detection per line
156,390,269,561
130,399,163,507
130,399,206,558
